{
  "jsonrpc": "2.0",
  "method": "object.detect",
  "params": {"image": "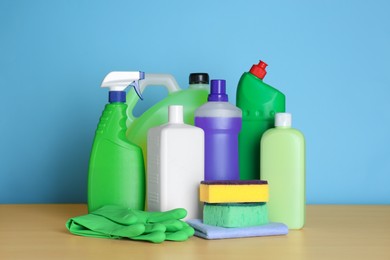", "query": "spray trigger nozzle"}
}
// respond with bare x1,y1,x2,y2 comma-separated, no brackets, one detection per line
129,79,143,100
101,71,145,101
